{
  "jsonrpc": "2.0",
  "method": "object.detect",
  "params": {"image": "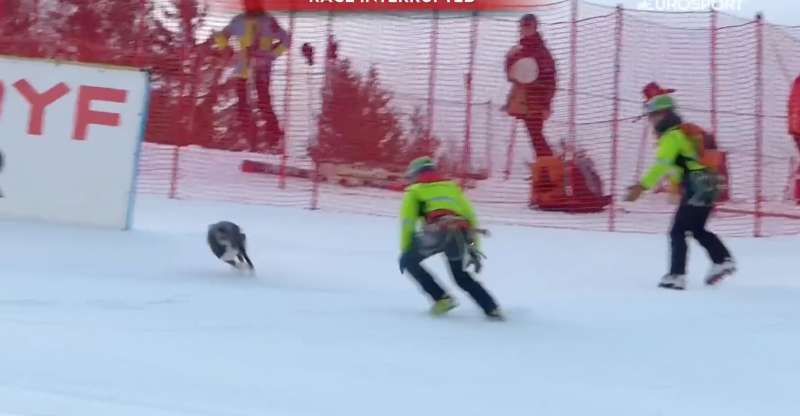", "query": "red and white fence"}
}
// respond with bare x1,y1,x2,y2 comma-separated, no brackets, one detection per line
3,0,800,236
